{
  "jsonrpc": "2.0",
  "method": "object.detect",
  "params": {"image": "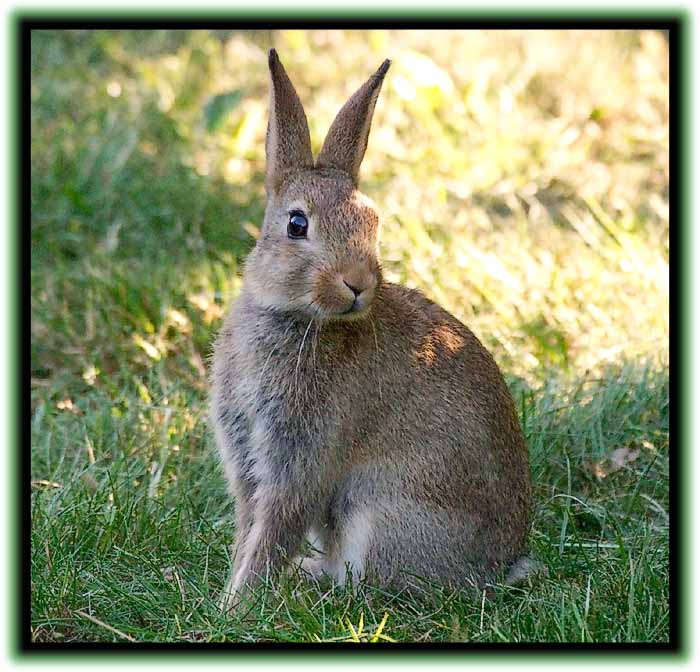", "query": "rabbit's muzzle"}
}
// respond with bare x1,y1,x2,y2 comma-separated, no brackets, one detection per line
315,264,379,320
341,274,376,316
336,267,378,318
